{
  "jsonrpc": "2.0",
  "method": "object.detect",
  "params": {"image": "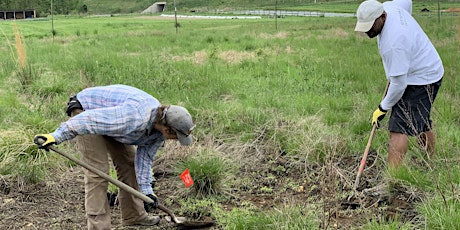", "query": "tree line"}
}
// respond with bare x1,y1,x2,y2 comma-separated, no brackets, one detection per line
0,0,86,16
